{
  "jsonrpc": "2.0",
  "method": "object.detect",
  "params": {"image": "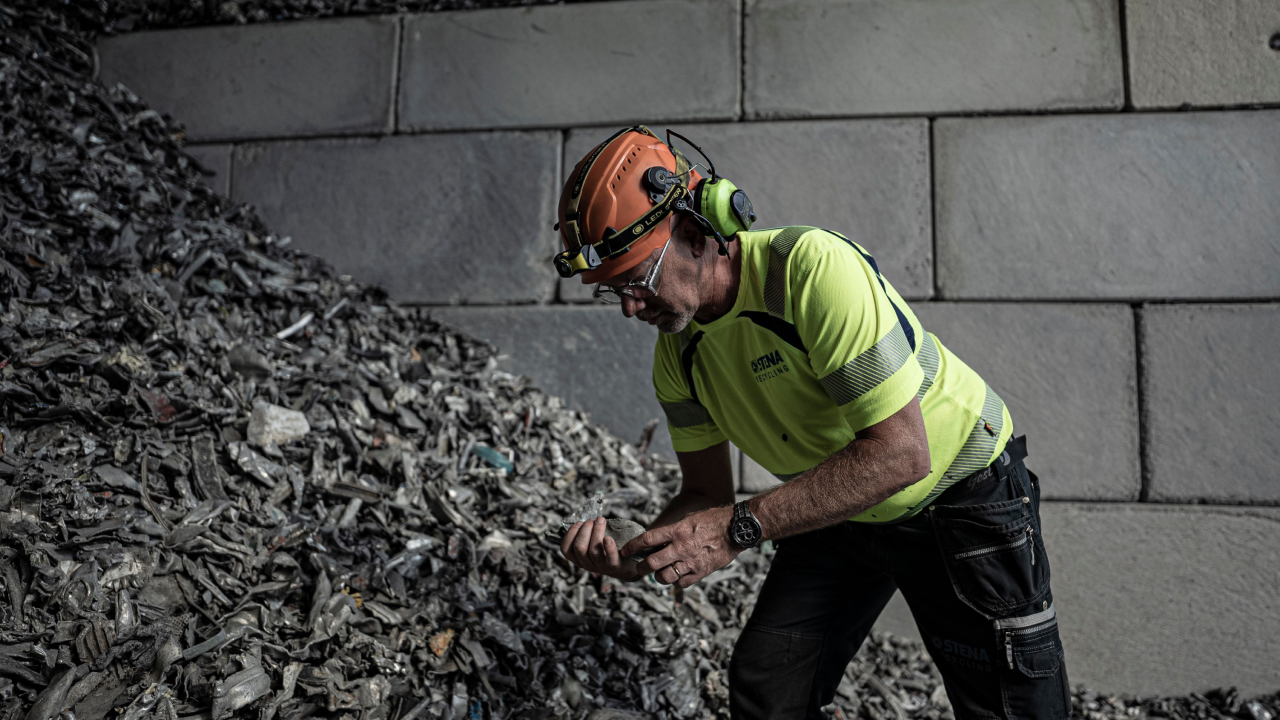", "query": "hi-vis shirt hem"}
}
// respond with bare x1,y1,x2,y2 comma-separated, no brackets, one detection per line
671,430,727,454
